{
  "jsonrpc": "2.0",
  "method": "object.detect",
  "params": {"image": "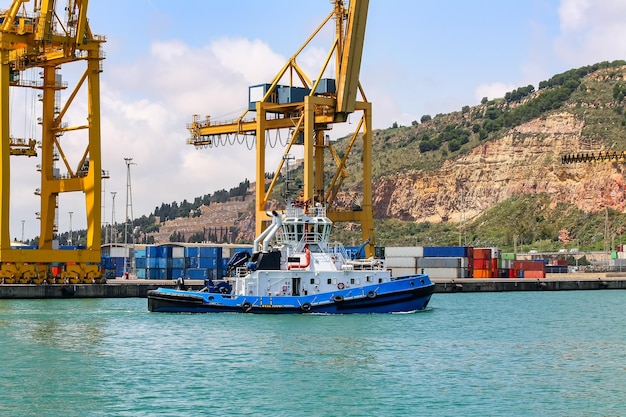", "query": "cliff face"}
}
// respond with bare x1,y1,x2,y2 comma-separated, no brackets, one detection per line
371,112,625,224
